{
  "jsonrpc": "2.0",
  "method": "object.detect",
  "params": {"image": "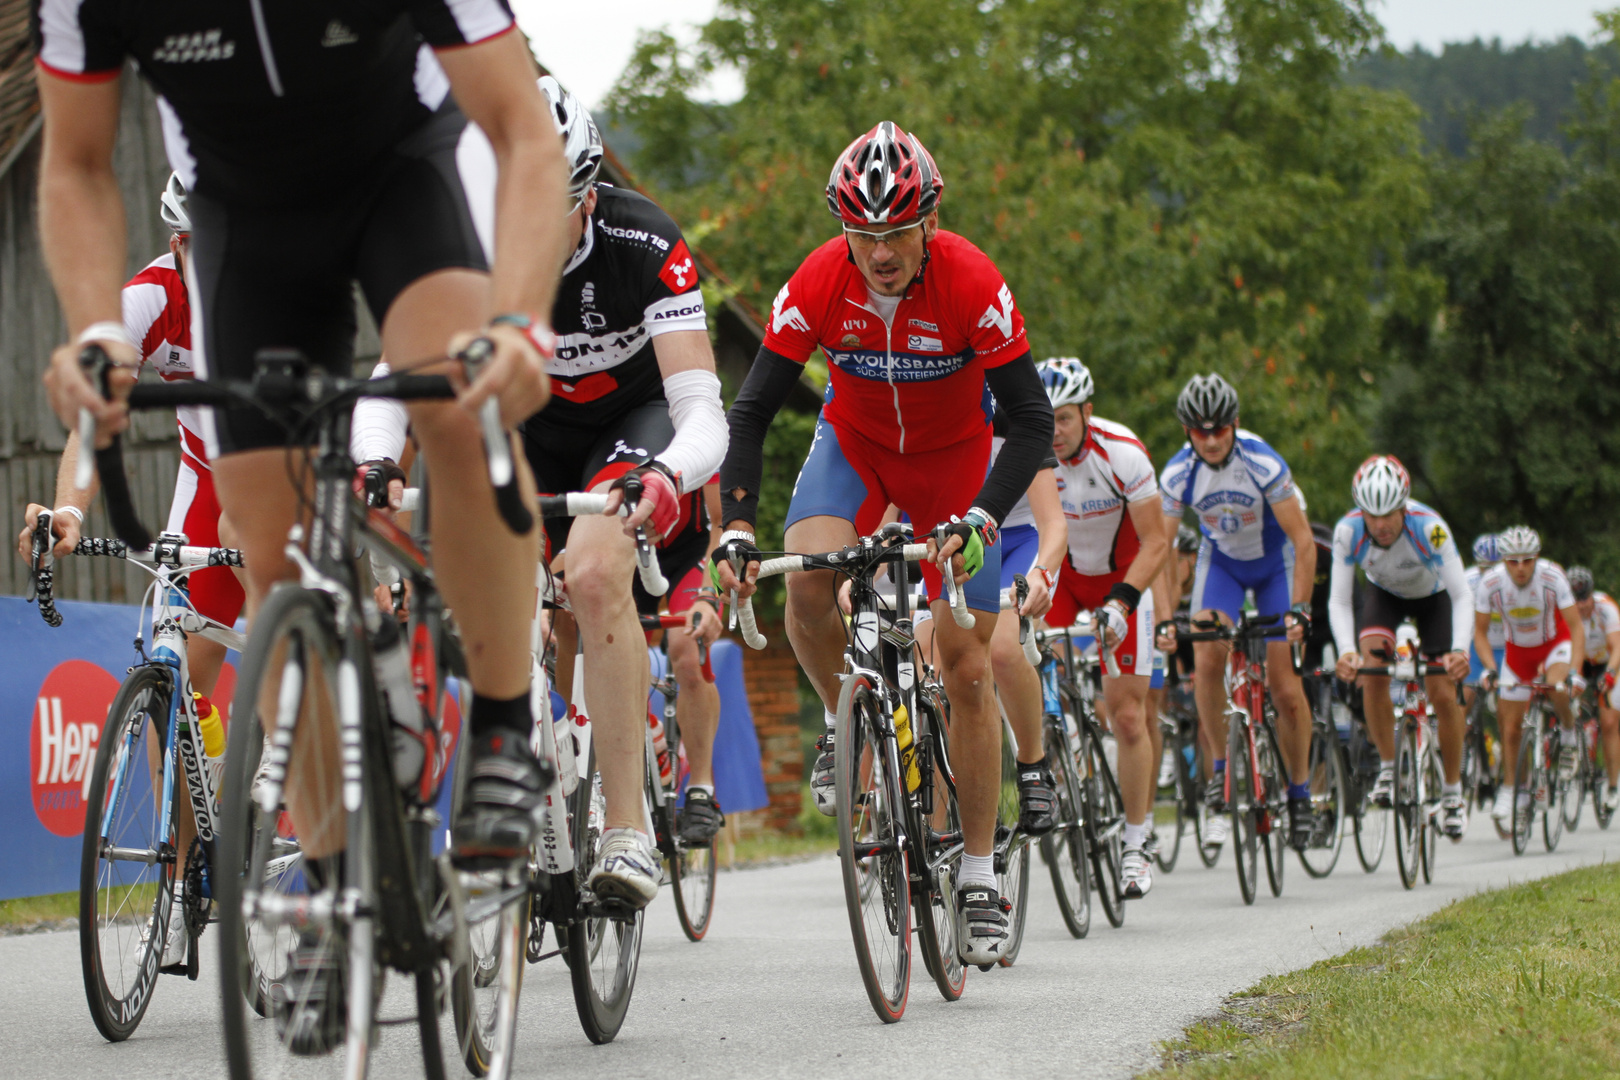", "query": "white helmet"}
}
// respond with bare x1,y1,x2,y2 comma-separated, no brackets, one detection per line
1496,525,1541,559
1350,454,1410,516
1038,357,1093,408
537,75,603,210
159,172,190,234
